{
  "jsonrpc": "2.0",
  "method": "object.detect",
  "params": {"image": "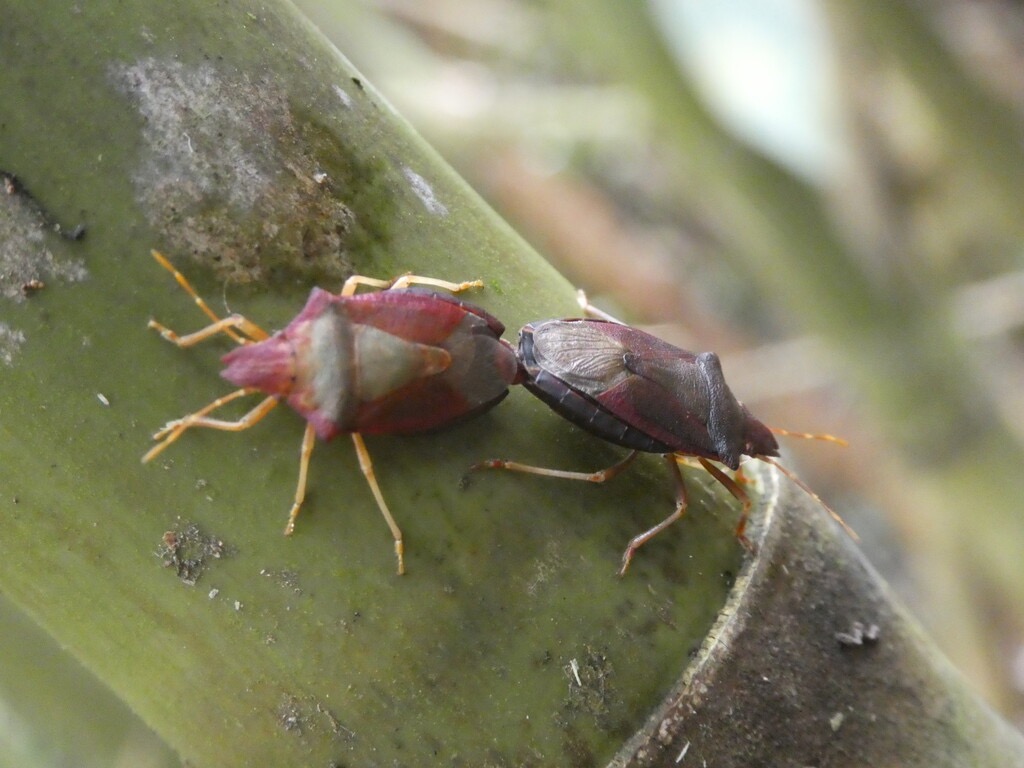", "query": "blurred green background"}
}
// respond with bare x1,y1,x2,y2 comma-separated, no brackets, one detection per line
3,0,1024,762
295,0,1024,731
